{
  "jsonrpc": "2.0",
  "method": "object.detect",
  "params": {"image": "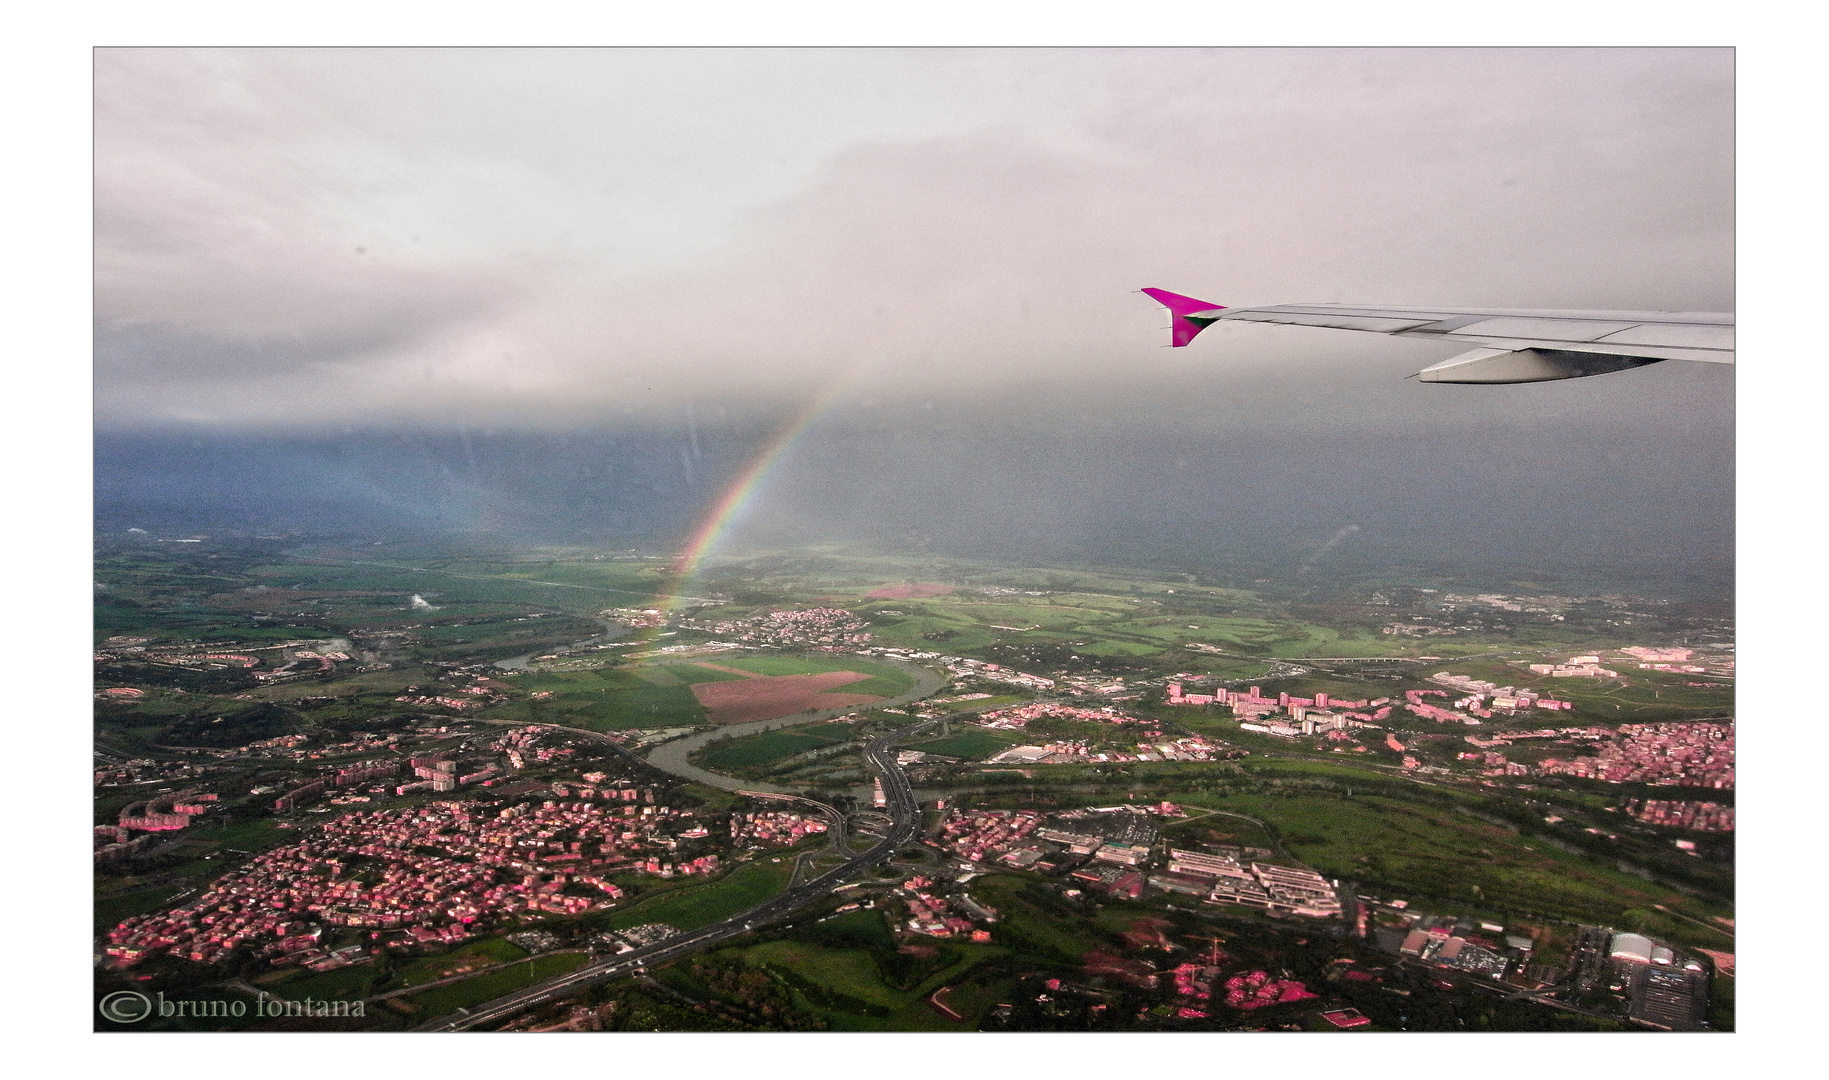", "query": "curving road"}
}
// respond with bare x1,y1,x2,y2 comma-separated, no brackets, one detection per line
415,718,935,1031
